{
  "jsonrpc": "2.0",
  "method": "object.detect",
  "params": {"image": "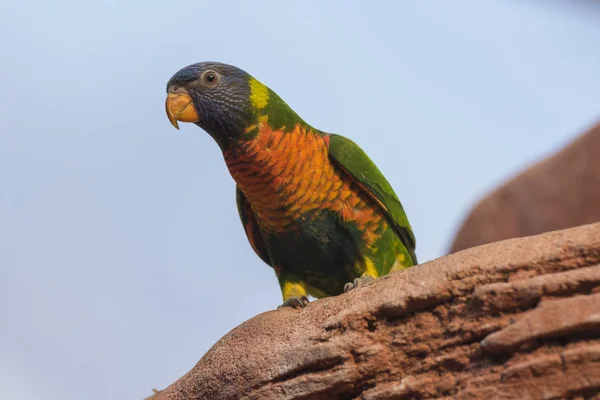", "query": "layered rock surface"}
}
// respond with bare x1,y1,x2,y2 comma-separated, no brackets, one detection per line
151,223,600,400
